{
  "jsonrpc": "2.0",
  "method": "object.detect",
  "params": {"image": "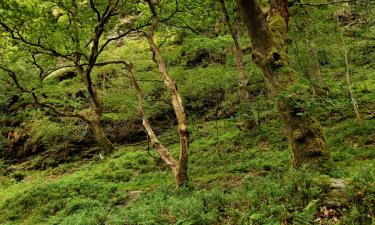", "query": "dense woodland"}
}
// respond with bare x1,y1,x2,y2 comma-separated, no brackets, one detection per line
0,0,374,224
